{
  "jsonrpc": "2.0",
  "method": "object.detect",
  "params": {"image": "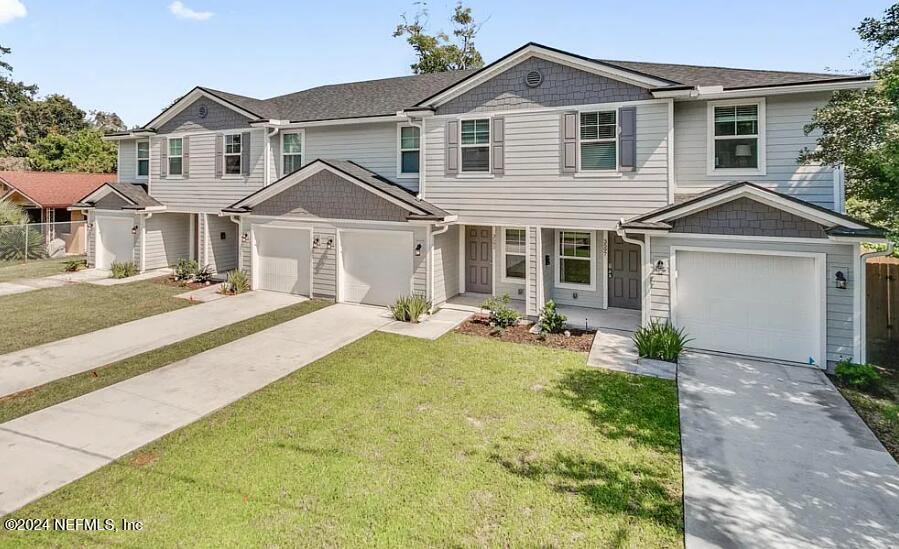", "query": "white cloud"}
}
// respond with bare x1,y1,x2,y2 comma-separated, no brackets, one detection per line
0,0,27,25
168,1,213,21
